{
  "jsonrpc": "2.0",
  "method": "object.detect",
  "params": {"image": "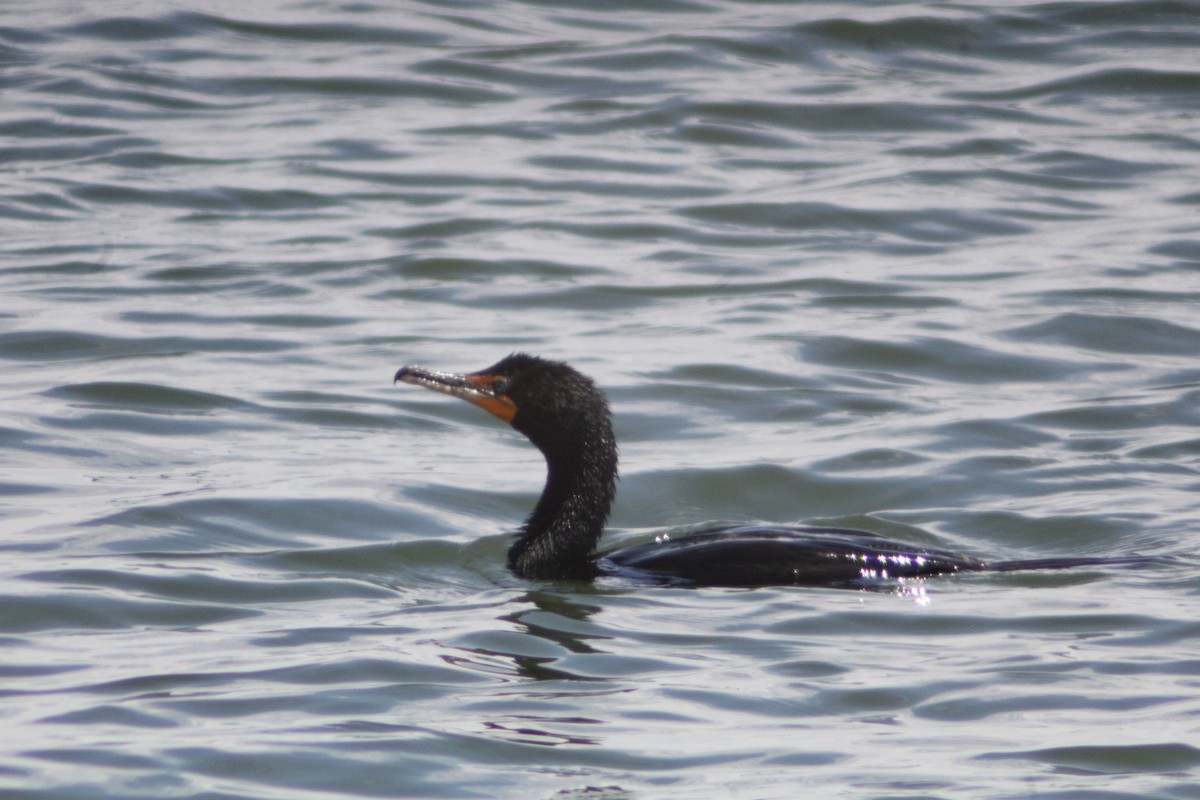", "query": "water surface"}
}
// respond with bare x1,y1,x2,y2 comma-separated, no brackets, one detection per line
3,2,1200,798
